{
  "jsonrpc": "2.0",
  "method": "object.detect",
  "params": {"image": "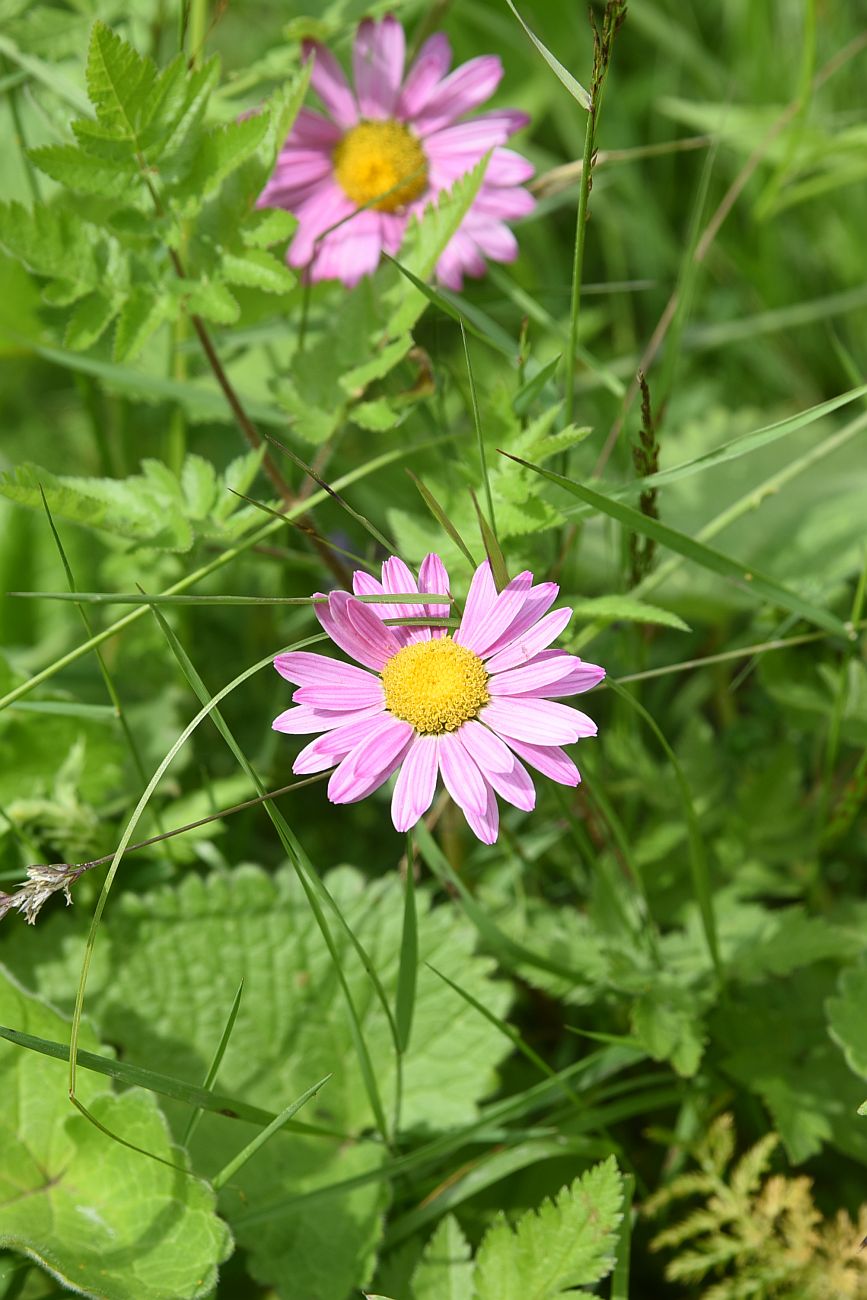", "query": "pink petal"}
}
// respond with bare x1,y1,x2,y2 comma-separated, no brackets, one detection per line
293,680,384,709
316,590,402,671
293,713,386,773
328,715,414,803
506,651,606,698
423,111,529,158
453,559,497,650
304,42,358,129
418,552,451,639
506,738,581,787
398,32,452,118
309,210,388,286
456,571,533,656
412,55,503,135
391,734,439,832
272,702,385,735
287,183,356,267
354,568,414,647
484,754,536,812
484,607,573,673
483,583,559,657
458,718,515,774
473,188,536,221
438,731,488,816
485,147,535,186
462,783,499,844
489,653,582,697
353,16,405,118
481,697,596,745
274,651,380,690
291,108,343,148
268,147,334,188
468,221,518,263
